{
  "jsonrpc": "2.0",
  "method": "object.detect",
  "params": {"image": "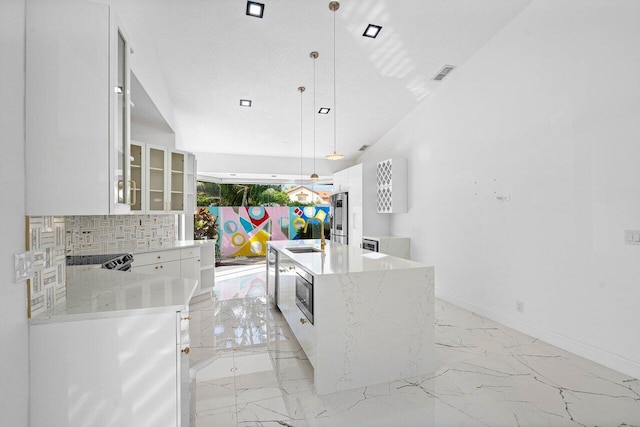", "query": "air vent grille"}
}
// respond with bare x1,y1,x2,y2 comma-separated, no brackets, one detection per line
433,65,455,81
358,145,370,152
